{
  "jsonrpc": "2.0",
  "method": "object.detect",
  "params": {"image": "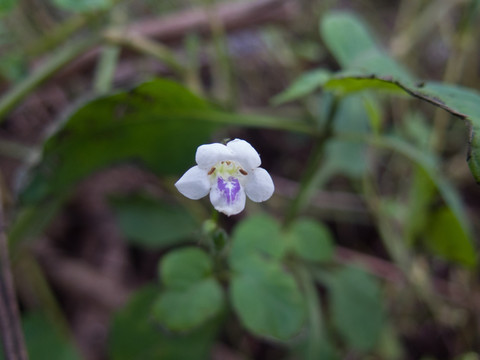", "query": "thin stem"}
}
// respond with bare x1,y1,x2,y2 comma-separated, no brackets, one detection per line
0,35,100,121
0,190,28,360
204,0,235,108
103,30,185,76
295,264,325,359
284,96,339,225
